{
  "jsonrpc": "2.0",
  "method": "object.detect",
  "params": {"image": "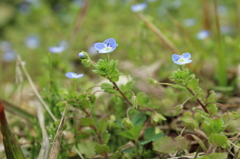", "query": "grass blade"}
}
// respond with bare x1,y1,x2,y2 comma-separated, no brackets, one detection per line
0,100,26,159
